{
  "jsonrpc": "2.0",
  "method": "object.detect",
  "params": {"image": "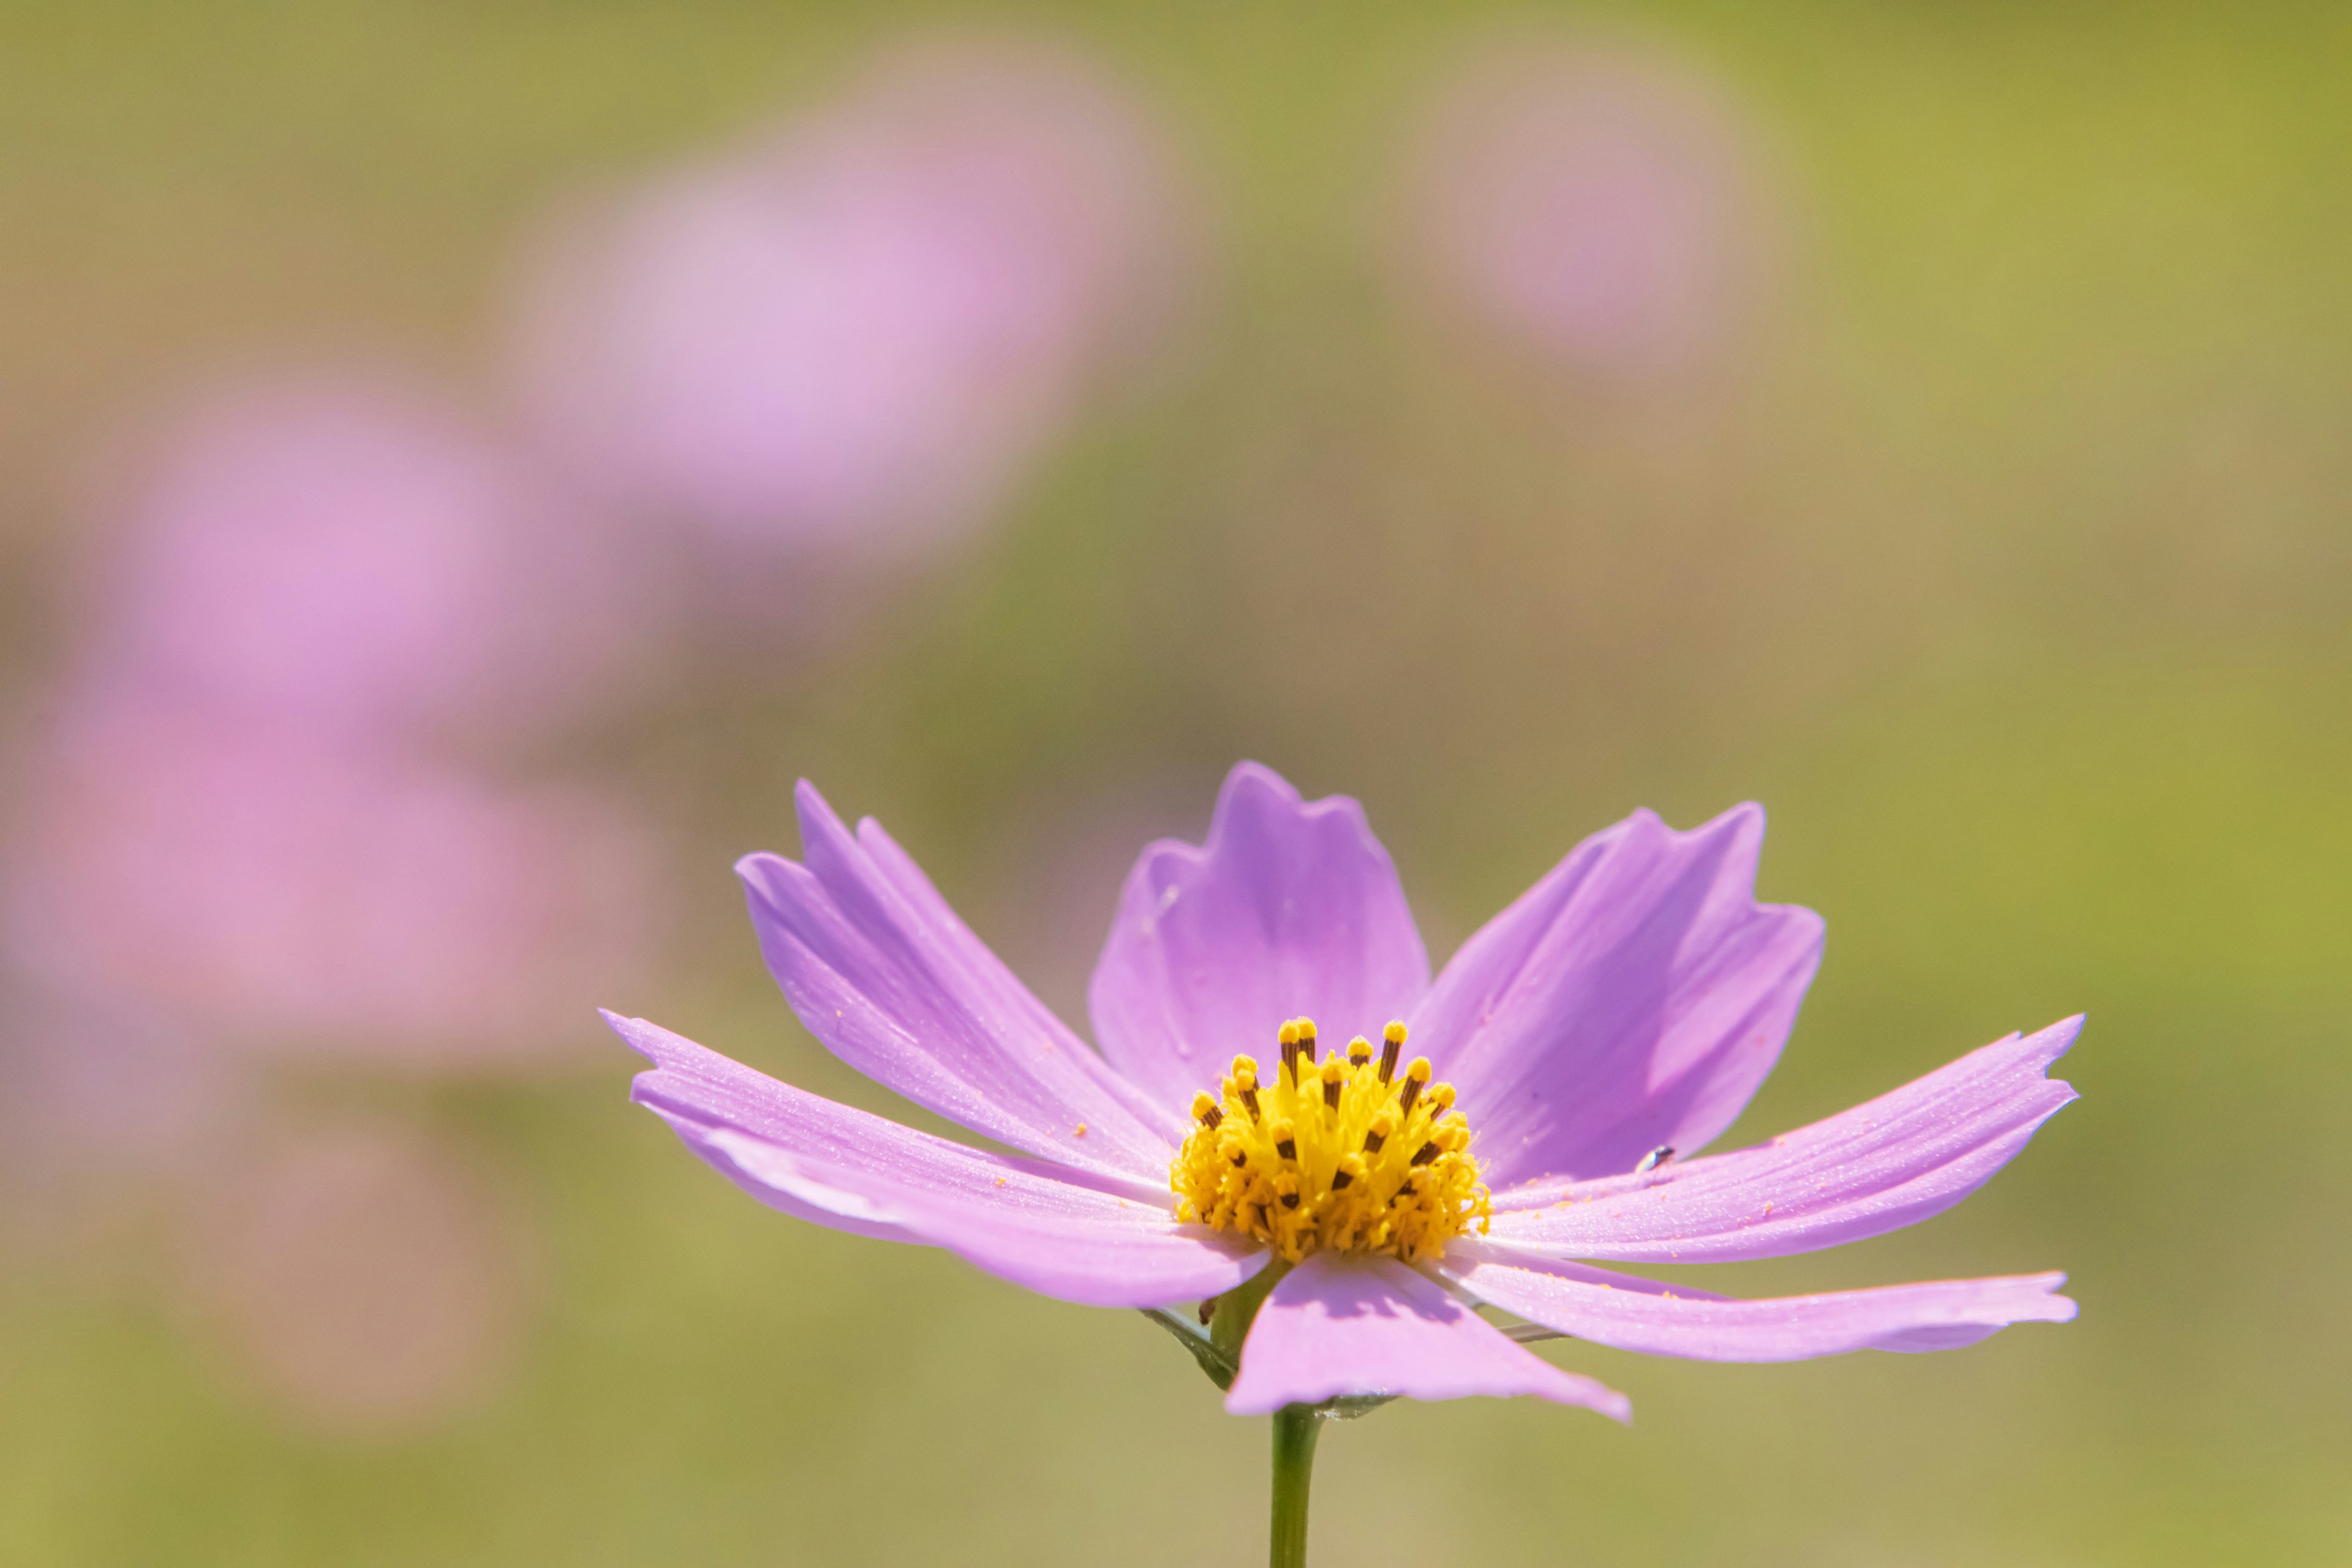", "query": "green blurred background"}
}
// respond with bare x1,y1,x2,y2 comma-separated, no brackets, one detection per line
4,2,2349,1564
